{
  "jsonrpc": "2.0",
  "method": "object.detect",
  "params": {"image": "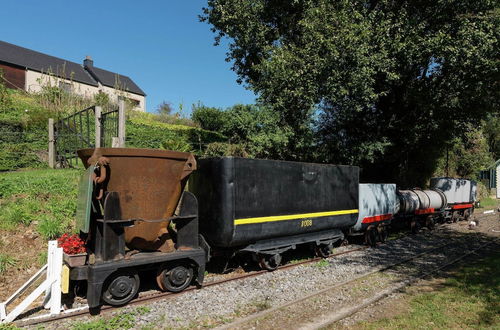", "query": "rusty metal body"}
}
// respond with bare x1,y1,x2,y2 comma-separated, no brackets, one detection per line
77,148,196,252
